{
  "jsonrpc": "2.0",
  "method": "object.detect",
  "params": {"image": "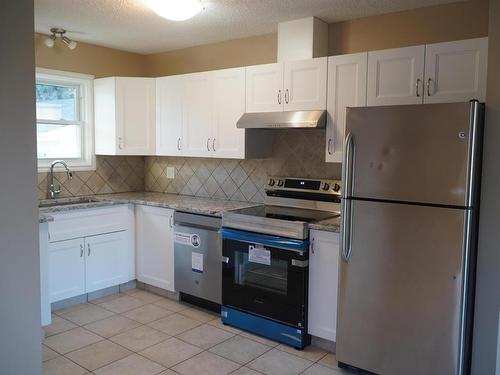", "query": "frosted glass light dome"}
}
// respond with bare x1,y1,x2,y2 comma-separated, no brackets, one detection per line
148,0,203,21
